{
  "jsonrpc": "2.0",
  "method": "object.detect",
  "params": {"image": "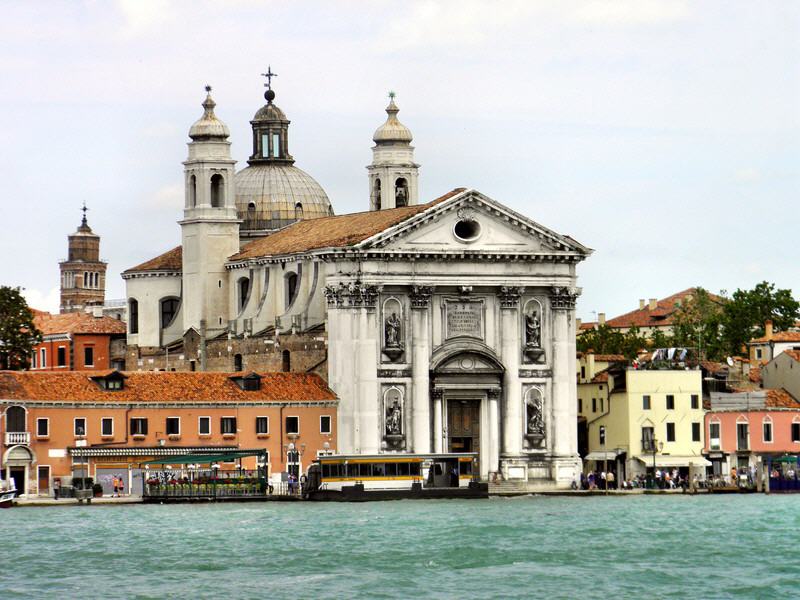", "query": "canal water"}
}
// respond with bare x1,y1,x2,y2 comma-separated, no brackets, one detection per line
1,494,796,599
